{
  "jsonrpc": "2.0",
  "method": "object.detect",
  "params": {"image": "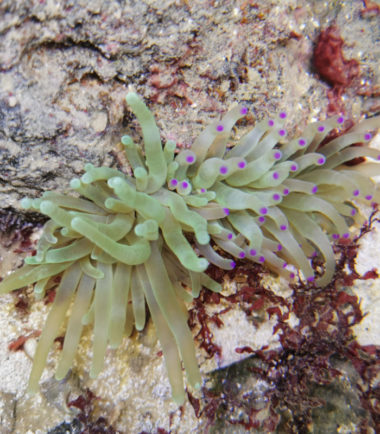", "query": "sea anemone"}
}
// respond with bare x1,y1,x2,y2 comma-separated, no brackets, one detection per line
0,93,379,404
